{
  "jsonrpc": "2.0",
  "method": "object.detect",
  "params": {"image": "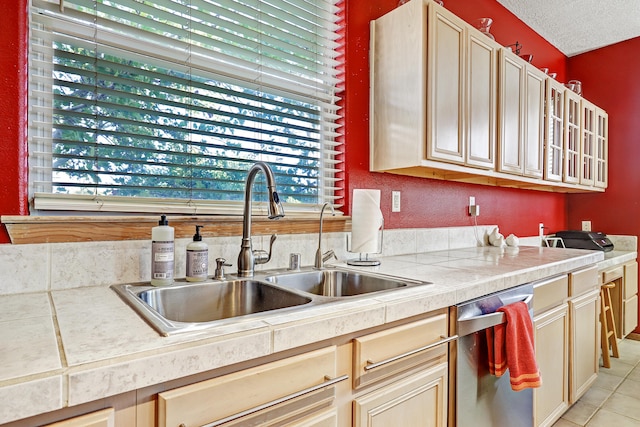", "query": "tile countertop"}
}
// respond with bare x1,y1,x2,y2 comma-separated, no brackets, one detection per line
0,245,631,424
